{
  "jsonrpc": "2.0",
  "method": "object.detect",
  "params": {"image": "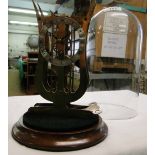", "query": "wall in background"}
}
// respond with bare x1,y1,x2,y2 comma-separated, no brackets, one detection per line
8,12,39,58
8,33,35,57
